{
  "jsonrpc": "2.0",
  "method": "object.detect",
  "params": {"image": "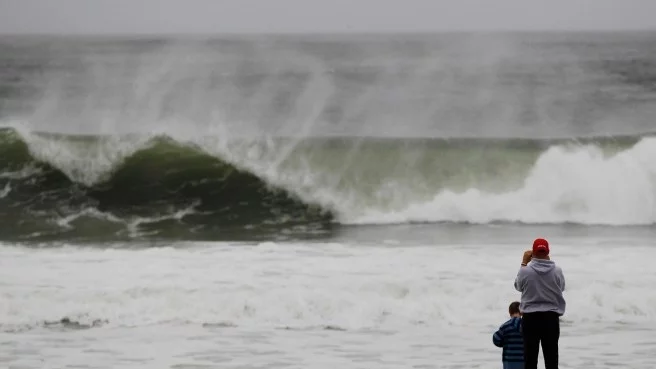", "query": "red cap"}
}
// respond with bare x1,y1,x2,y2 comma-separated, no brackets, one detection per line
533,238,549,255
